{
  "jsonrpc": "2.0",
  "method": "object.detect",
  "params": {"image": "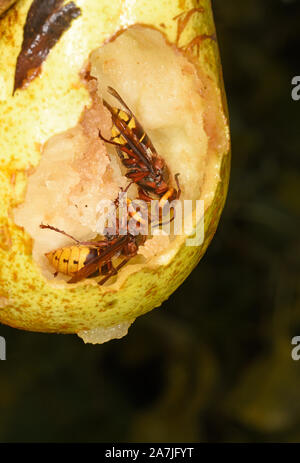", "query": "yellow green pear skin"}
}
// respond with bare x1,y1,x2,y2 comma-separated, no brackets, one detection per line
0,0,230,334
